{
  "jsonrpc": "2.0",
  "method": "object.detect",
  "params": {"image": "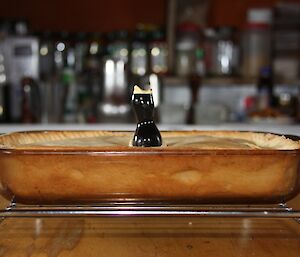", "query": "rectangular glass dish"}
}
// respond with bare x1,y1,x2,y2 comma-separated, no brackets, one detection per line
0,130,299,205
